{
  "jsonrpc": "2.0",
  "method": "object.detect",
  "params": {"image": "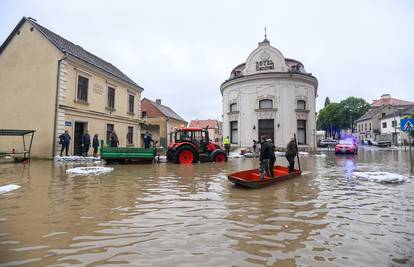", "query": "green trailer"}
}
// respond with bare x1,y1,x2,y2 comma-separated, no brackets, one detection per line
100,141,156,163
